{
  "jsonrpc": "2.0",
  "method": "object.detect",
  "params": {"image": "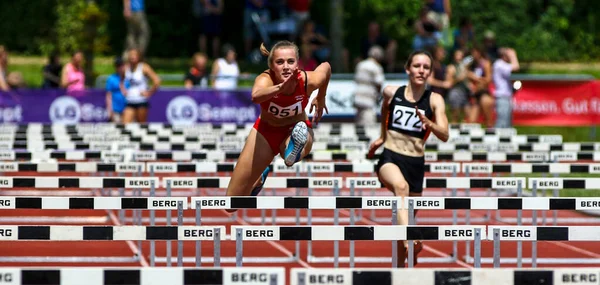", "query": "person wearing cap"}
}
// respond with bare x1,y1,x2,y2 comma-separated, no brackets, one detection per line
105,57,129,123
